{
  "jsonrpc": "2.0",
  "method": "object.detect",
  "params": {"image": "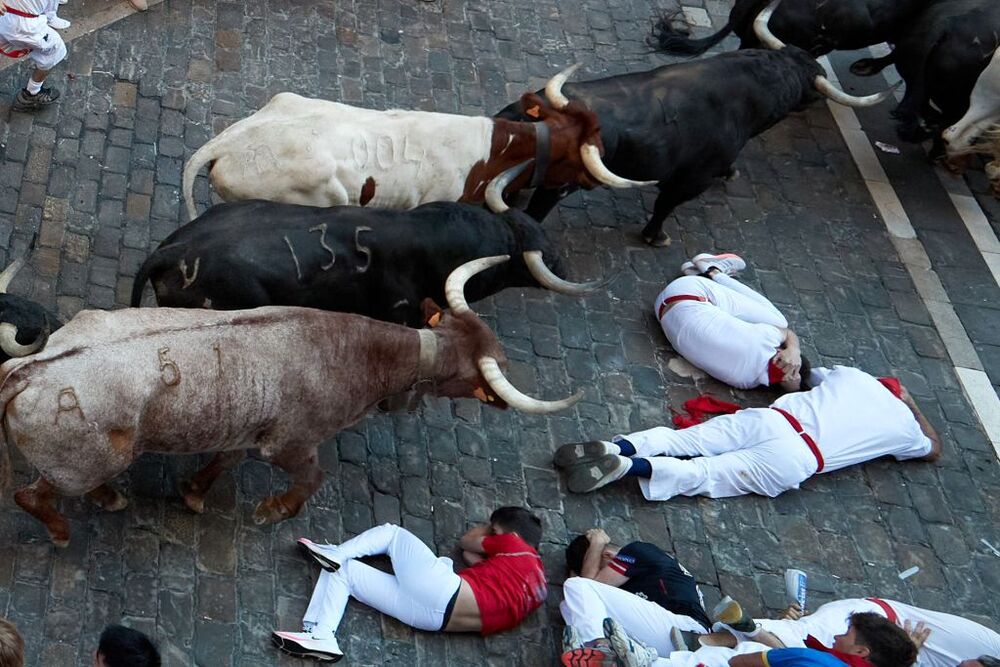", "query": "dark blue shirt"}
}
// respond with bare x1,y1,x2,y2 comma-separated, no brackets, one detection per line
608,541,710,629
766,648,850,667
